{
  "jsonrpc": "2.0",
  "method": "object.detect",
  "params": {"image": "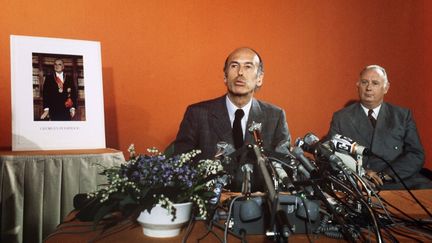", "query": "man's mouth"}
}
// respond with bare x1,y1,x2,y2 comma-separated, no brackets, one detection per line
235,79,246,85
